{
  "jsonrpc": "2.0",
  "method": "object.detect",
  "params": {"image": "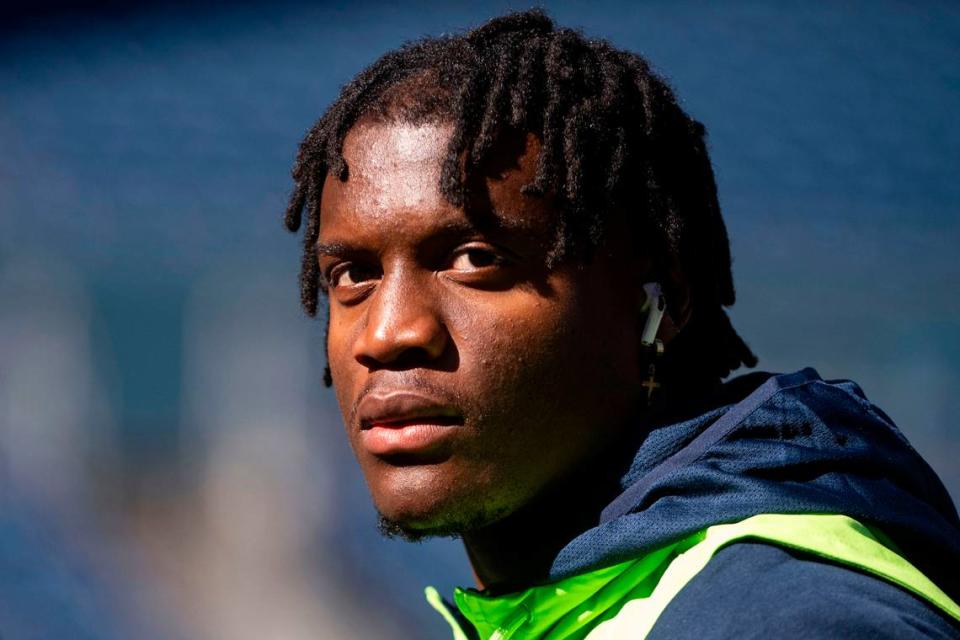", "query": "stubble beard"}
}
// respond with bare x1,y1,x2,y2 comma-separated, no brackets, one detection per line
375,502,514,542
